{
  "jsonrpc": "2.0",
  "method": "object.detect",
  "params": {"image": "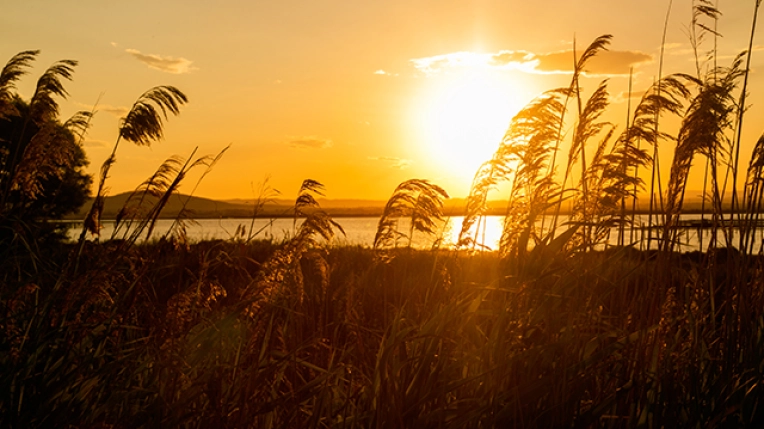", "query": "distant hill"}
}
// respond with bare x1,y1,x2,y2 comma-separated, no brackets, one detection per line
64,190,728,220
67,192,257,220
67,193,391,219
